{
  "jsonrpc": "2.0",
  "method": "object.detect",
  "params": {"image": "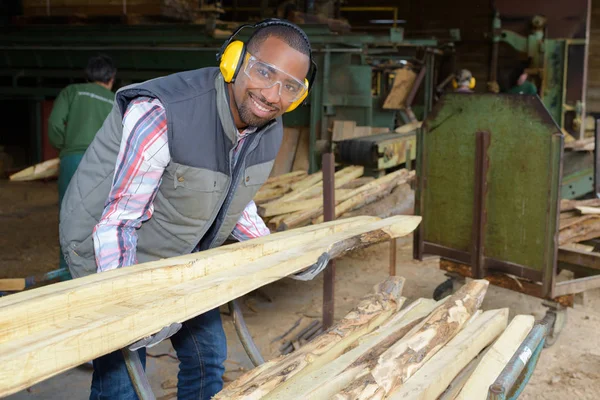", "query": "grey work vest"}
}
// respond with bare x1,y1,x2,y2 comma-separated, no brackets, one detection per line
59,67,283,278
